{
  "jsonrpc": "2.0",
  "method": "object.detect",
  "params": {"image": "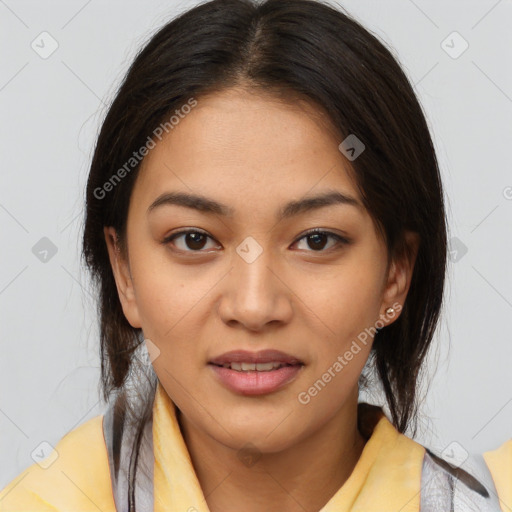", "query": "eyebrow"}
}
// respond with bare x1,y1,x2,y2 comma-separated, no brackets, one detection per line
147,189,361,221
